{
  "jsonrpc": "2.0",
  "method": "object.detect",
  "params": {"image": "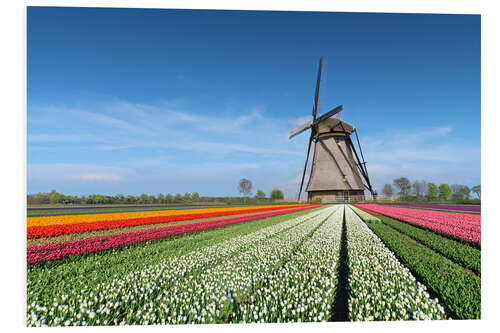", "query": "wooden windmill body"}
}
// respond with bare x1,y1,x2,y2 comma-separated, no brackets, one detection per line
289,58,375,203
